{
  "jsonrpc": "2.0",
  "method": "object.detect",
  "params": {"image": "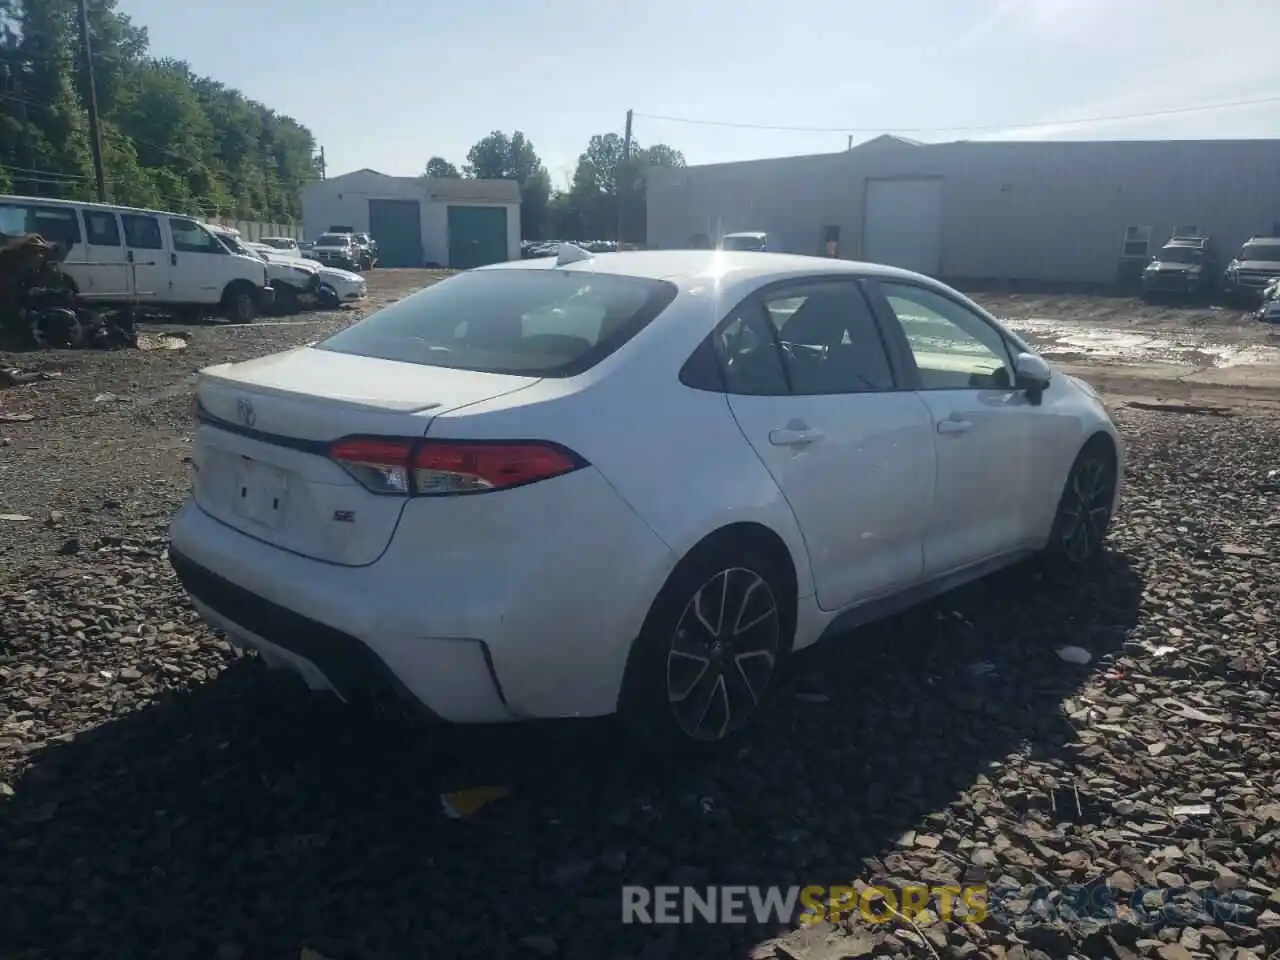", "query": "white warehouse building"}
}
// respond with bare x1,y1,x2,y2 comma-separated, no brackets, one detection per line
301,169,521,269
